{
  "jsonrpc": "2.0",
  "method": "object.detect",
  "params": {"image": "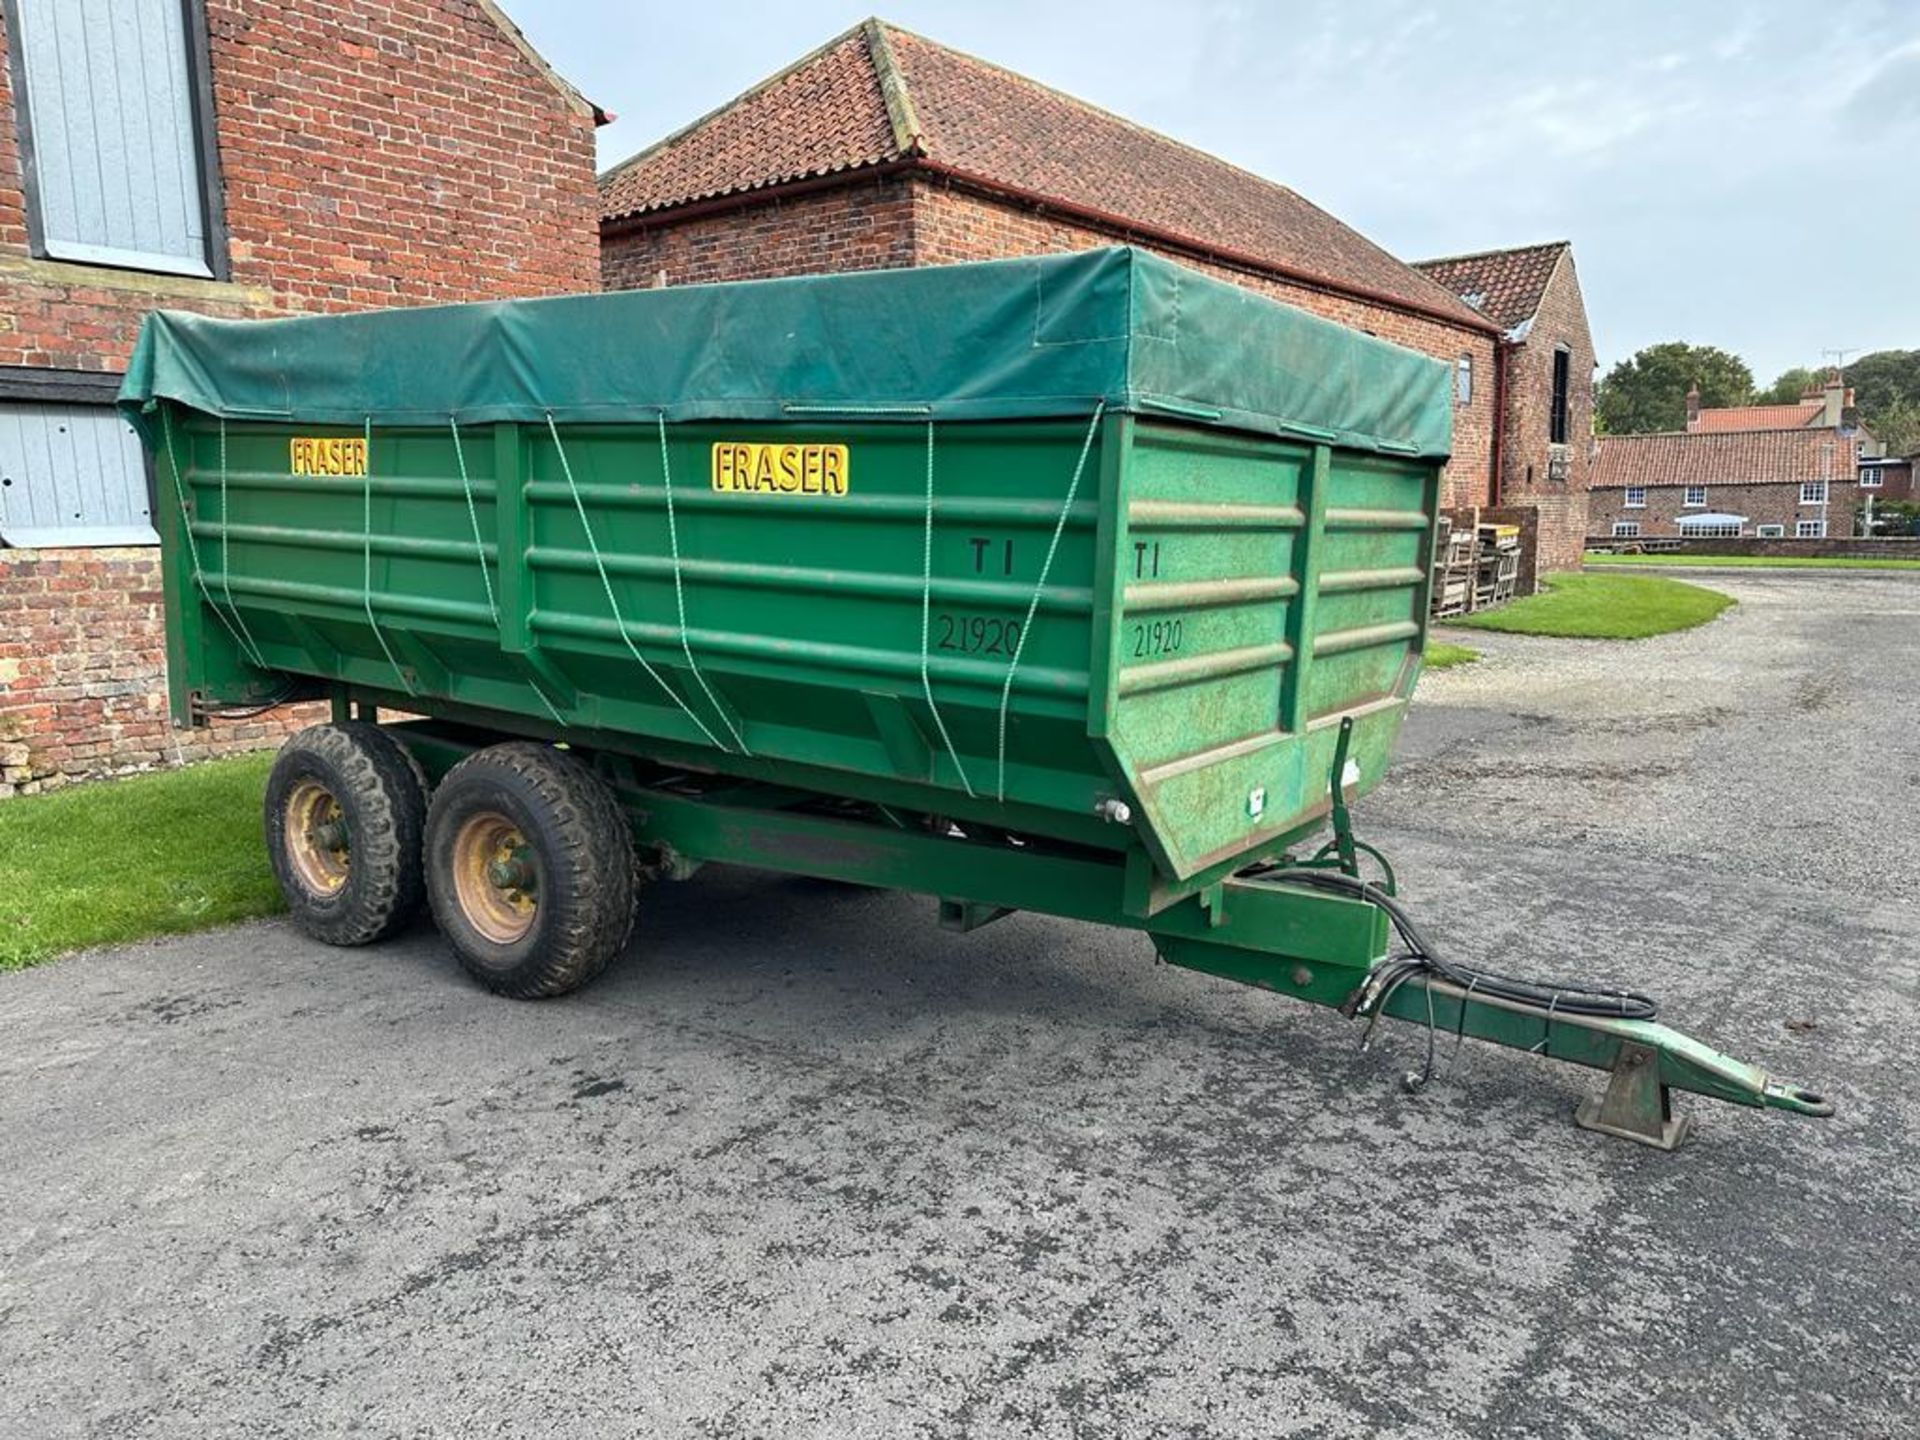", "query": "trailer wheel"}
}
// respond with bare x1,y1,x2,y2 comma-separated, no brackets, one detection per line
264,723,429,946
425,743,634,999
